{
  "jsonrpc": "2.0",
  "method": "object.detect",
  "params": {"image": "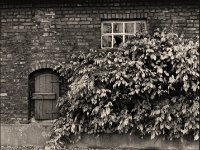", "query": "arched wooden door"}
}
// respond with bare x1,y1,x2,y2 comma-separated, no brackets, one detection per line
31,70,60,120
